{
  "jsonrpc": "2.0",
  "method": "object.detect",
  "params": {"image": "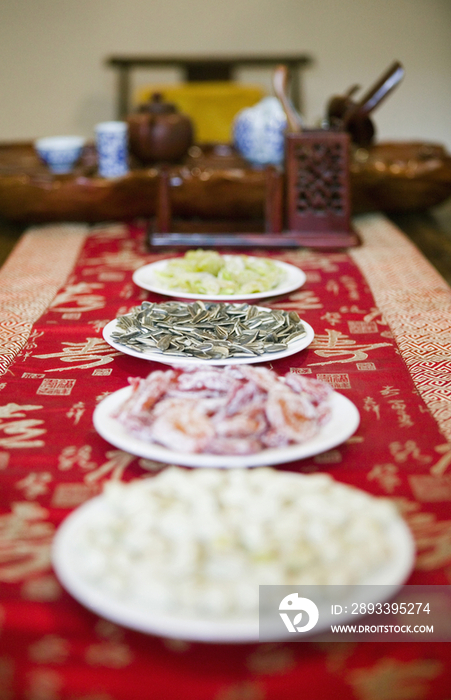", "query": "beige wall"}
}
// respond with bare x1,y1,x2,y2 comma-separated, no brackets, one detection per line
1,0,450,148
